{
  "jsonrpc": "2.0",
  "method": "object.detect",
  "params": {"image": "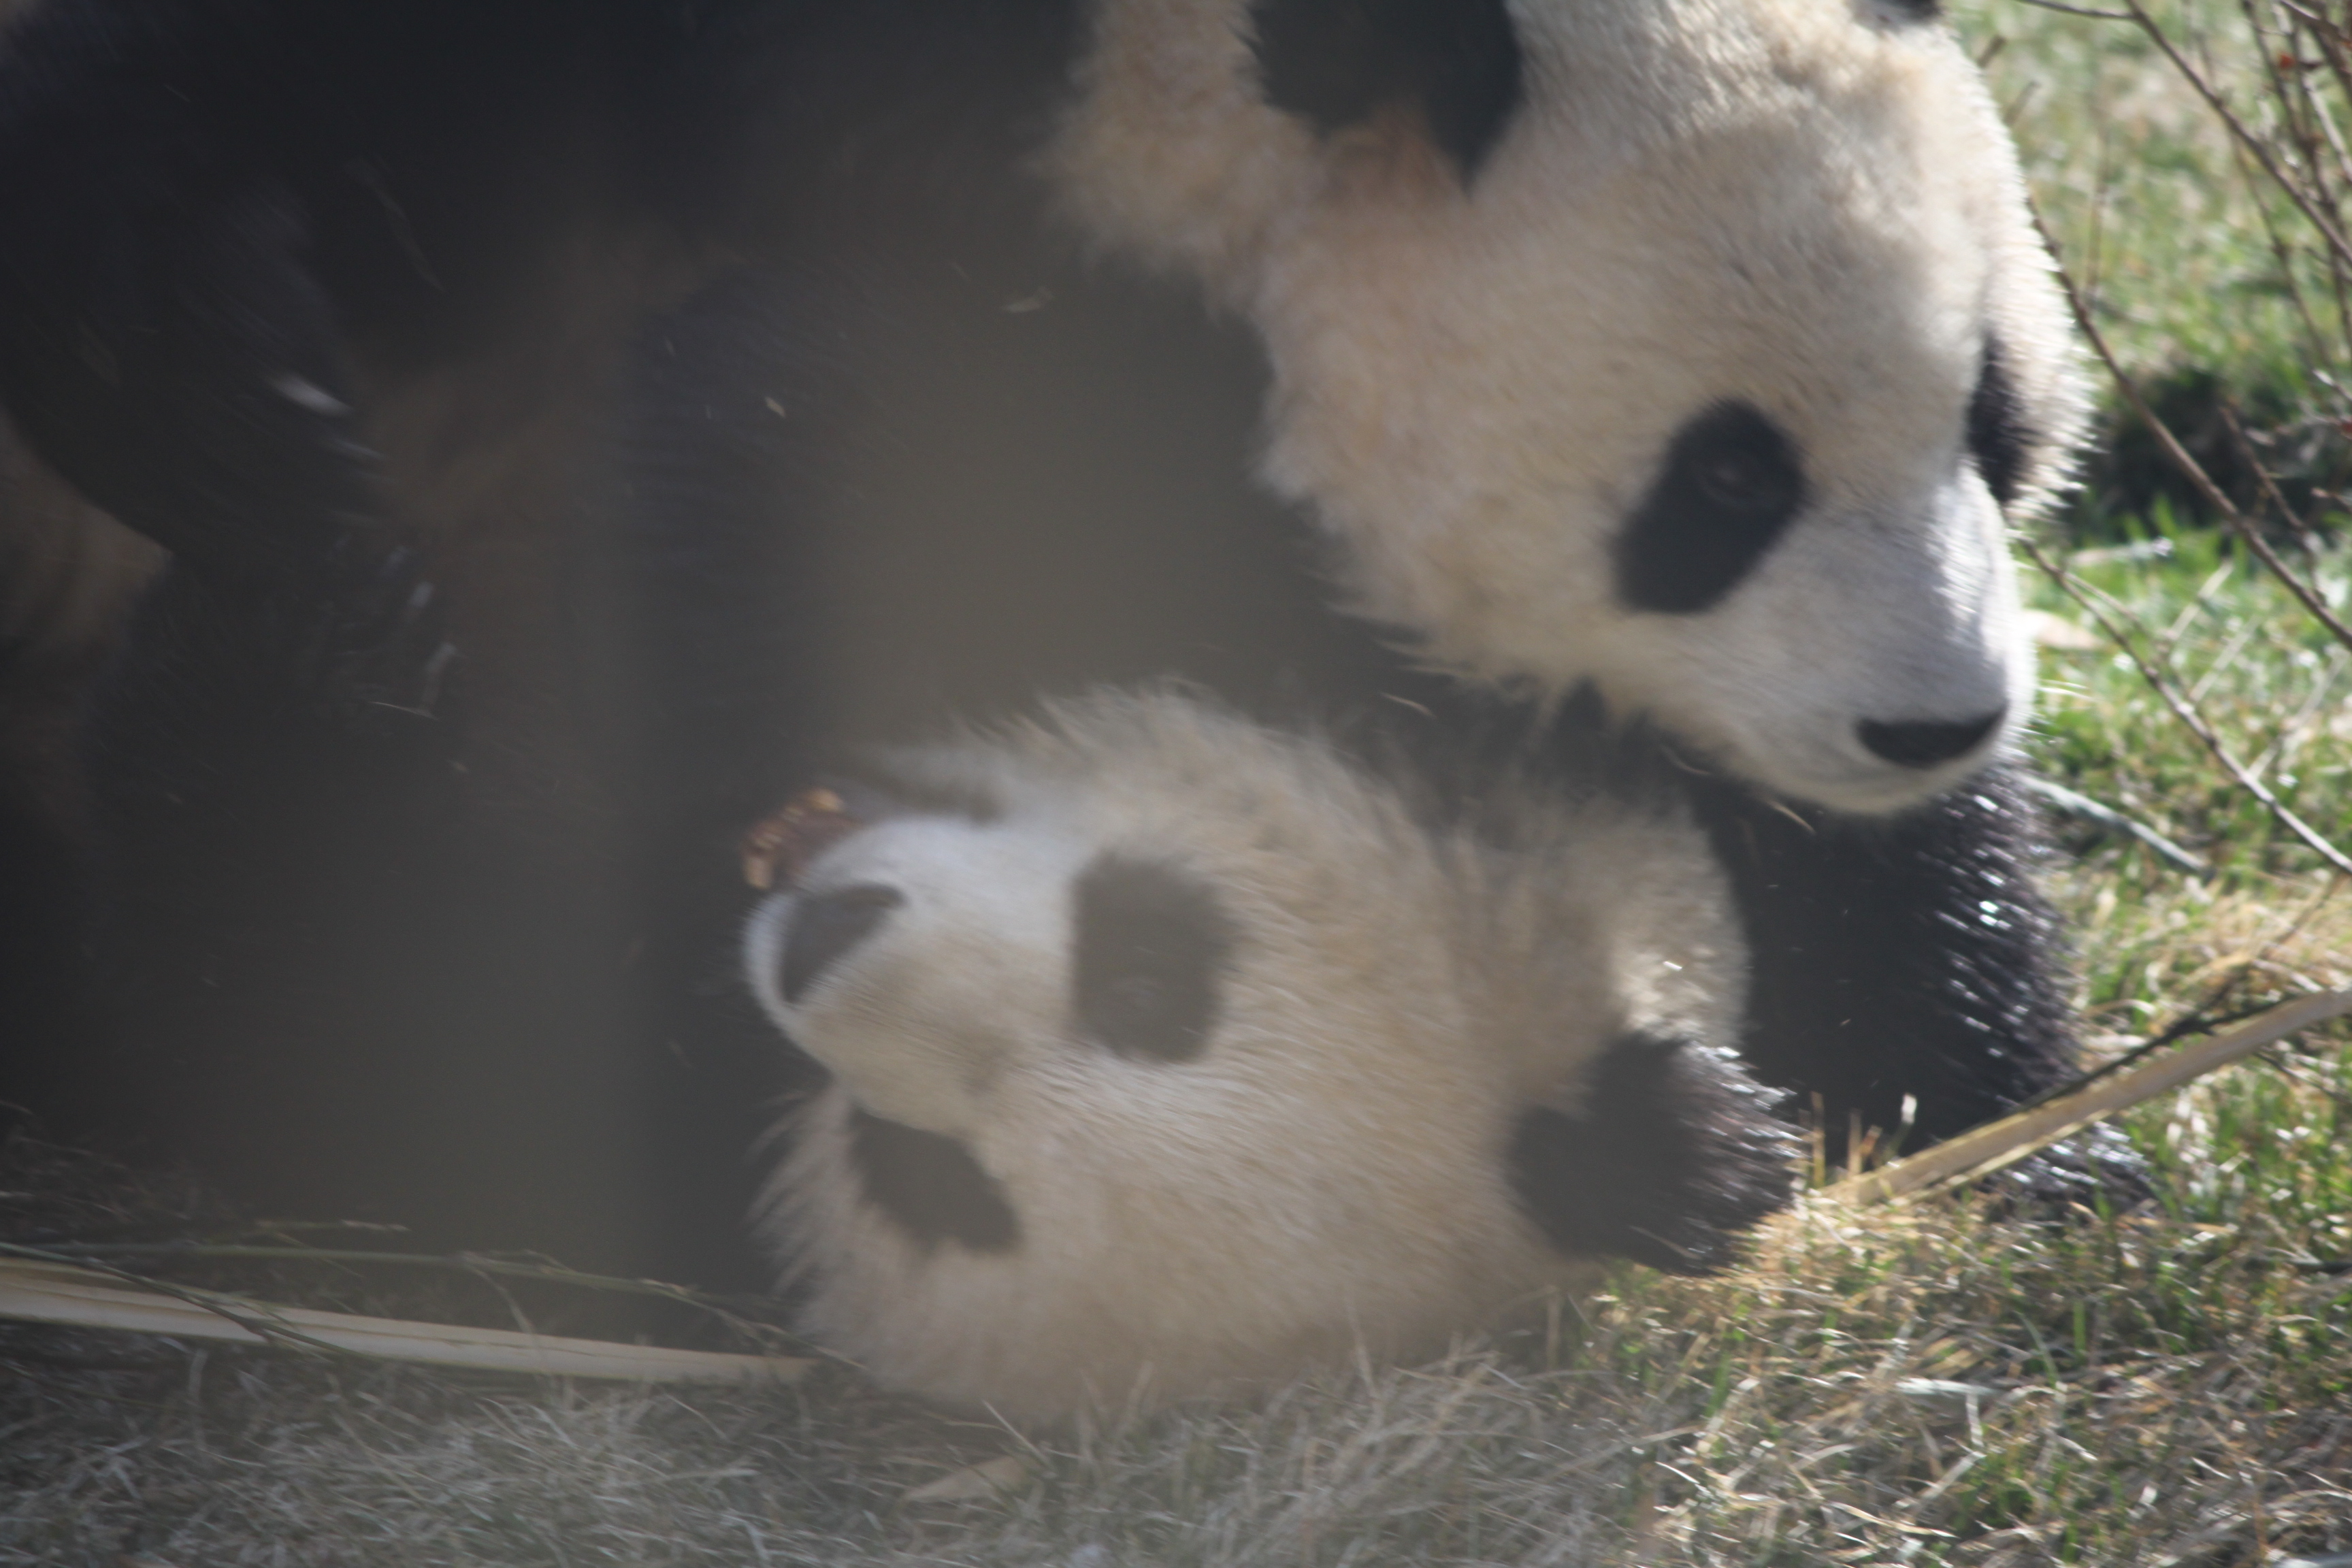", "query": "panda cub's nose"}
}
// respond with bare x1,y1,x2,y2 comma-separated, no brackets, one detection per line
780,884,904,1004
1855,708,2006,769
